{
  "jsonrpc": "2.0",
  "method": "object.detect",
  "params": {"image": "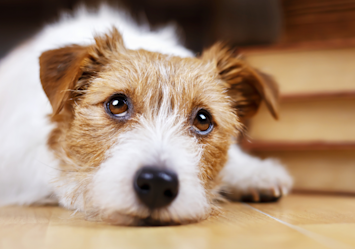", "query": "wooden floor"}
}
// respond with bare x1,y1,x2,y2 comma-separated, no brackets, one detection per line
1,194,355,249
